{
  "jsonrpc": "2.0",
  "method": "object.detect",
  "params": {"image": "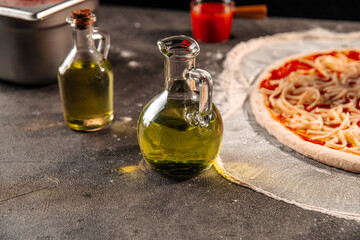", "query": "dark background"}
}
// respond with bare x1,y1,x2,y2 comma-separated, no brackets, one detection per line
100,0,360,21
